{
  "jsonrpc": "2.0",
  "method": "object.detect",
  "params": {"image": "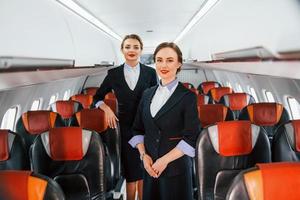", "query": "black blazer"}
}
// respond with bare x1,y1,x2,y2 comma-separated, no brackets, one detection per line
133,83,200,177
93,63,157,139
